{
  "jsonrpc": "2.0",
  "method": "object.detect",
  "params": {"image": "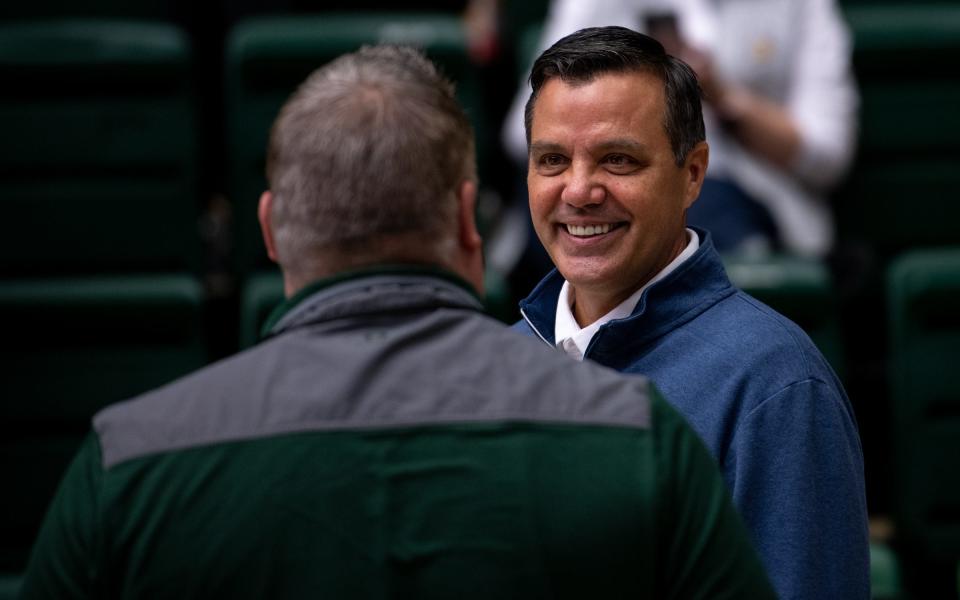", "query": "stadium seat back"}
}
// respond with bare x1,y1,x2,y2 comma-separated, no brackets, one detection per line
838,5,960,252
0,20,199,274
887,248,960,560
0,275,208,572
